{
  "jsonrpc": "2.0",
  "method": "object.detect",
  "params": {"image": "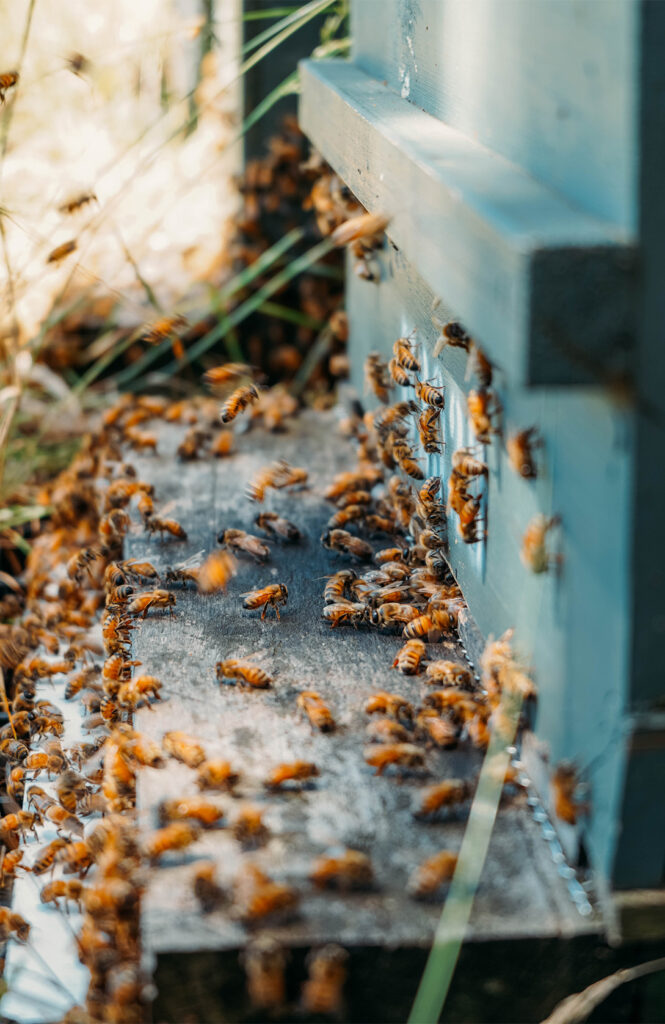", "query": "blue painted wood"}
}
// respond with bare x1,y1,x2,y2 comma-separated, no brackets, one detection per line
299,59,636,387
